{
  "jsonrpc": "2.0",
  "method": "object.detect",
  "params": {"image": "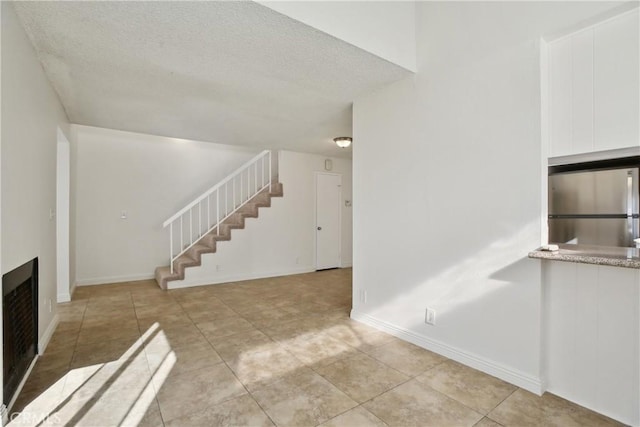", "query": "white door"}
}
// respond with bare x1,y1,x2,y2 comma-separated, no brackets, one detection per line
316,173,341,270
